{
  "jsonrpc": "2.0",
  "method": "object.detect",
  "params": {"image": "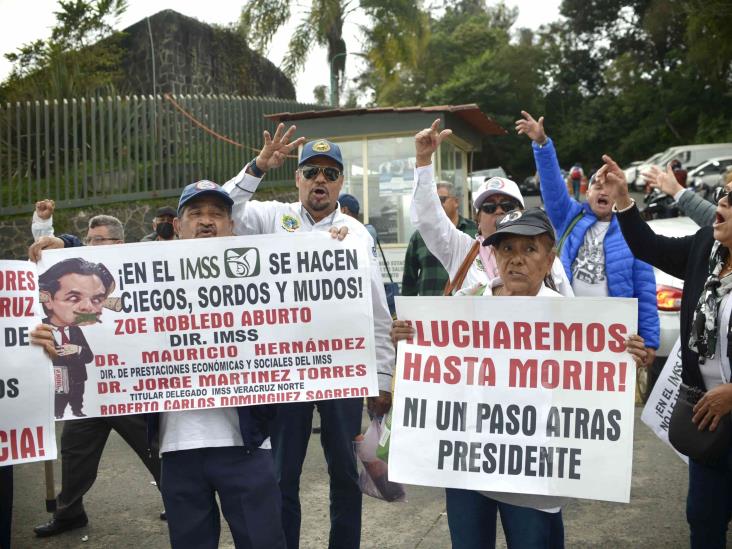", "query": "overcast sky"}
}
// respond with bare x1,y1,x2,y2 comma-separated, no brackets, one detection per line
0,0,562,103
